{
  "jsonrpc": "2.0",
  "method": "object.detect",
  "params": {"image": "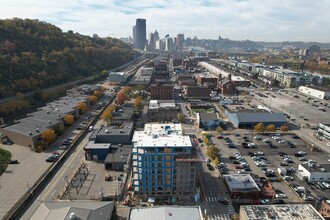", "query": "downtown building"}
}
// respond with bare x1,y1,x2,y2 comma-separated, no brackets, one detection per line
131,124,196,200
133,18,146,50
